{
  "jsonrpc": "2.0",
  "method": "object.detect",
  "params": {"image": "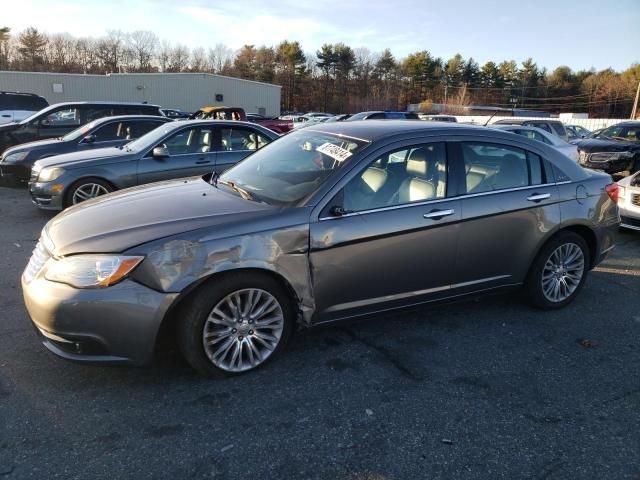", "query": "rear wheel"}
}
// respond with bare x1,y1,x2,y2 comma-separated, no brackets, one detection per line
525,232,589,309
65,177,113,208
177,272,295,378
